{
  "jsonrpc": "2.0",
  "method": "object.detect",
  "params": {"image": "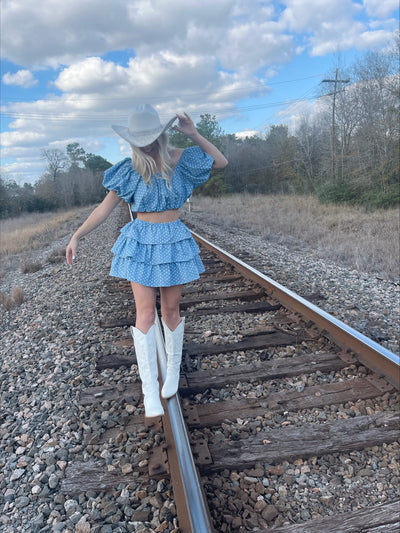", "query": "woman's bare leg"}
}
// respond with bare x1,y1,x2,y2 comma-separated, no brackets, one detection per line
130,281,157,332
130,281,163,417
160,284,182,330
